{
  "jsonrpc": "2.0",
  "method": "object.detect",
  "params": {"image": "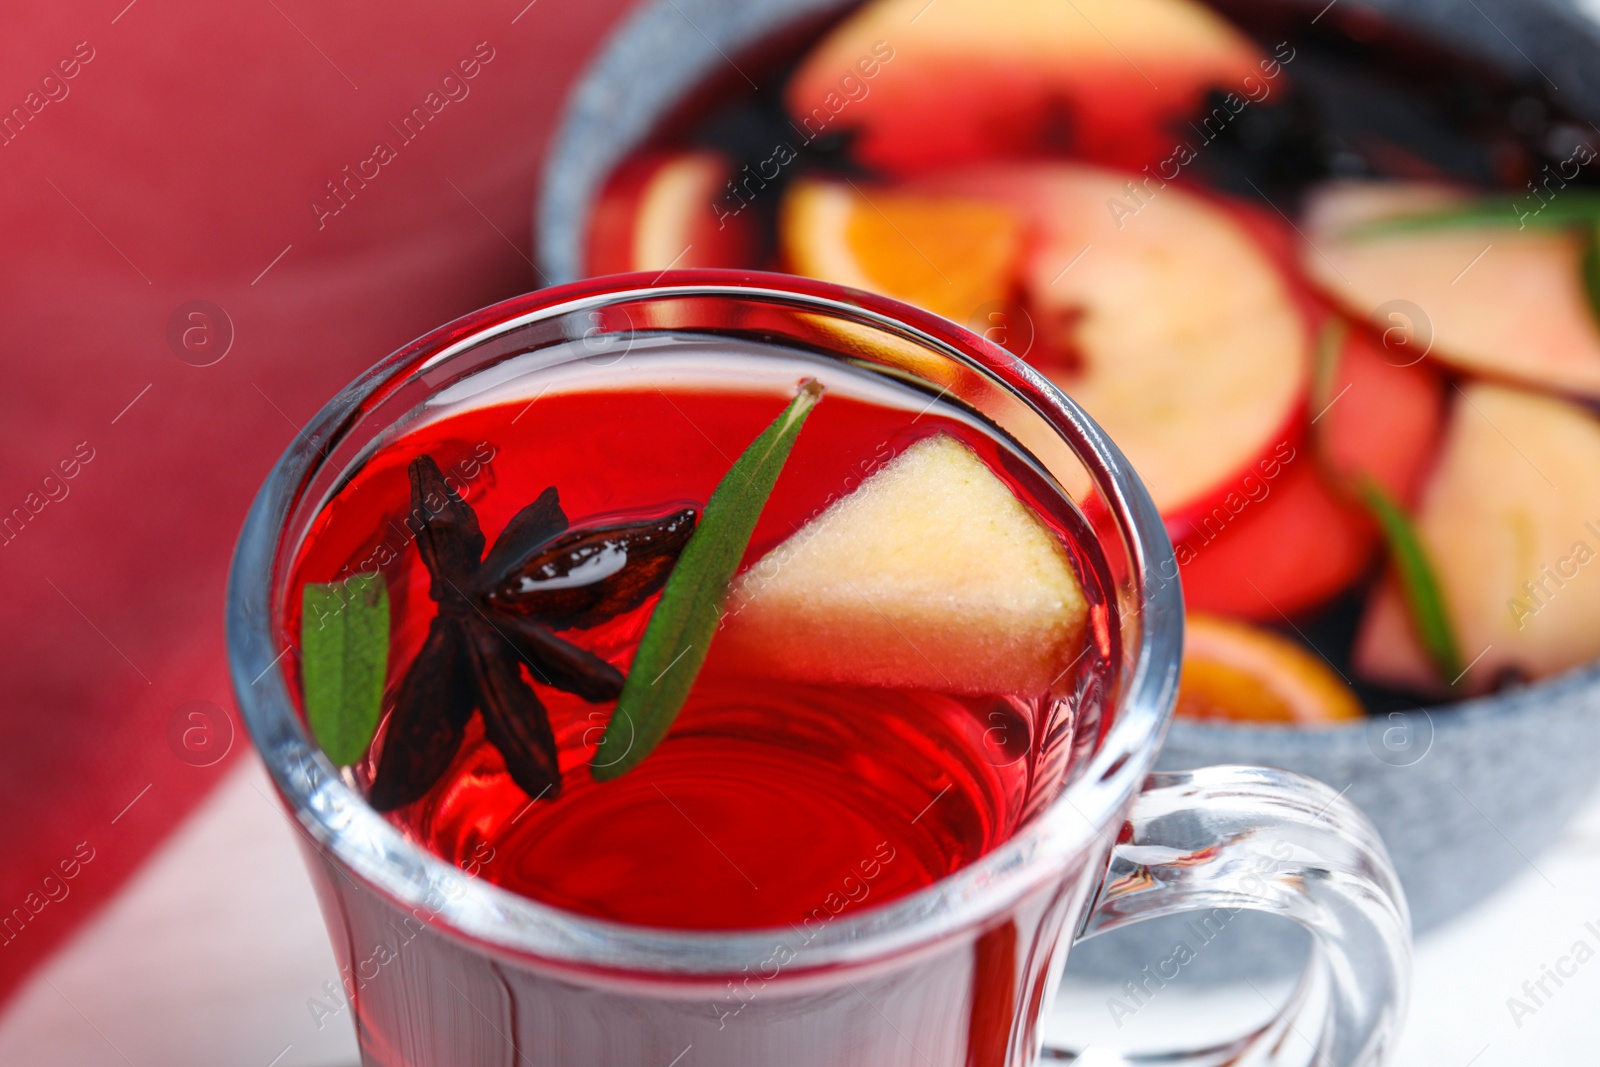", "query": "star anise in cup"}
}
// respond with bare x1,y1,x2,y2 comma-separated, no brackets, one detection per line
367,455,696,811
